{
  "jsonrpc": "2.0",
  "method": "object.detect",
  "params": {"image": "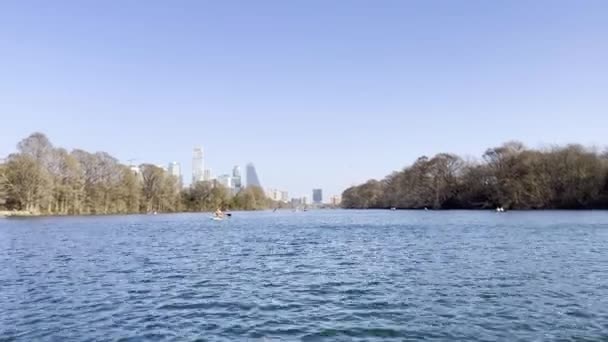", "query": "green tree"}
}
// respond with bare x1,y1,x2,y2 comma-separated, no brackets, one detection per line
232,186,269,210
50,149,85,215
0,162,8,209
343,141,608,210
140,164,166,213
4,154,52,213
117,166,141,213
